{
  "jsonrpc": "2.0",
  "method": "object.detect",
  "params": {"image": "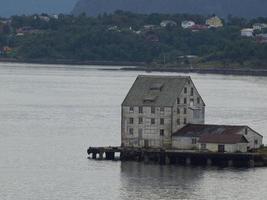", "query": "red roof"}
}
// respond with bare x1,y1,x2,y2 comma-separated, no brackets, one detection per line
198,133,249,144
